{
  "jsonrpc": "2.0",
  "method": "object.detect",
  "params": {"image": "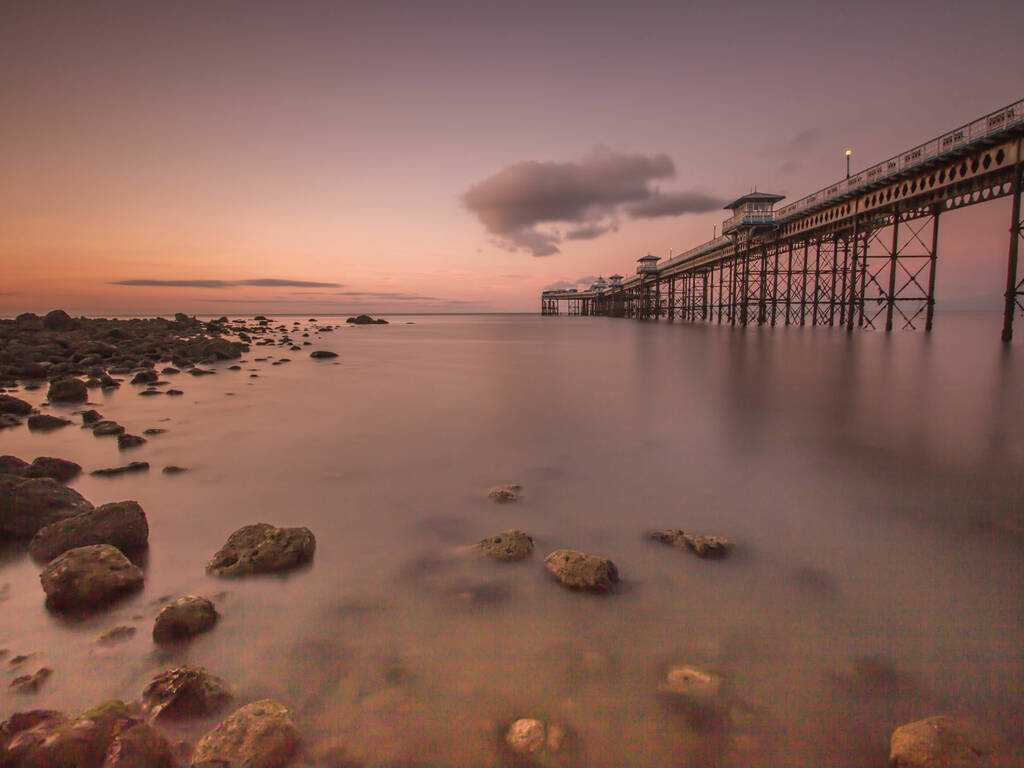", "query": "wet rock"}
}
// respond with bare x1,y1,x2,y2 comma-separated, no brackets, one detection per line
29,500,149,562
142,428,167,435
162,465,187,474
191,699,299,768
1,700,131,768
0,394,33,415
161,367,180,375
47,377,88,403
504,717,570,765
474,529,534,561
91,421,126,437
506,718,546,754
102,722,174,768
487,483,522,502
0,709,66,764
166,389,184,396
96,625,136,645
117,434,146,450
0,475,93,538
131,370,159,385
187,367,214,376
649,529,734,559
91,462,150,477
346,314,388,325
206,523,316,577
23,457,82,482
889,716,994,767
9,668,51,694
657,664,724,711
138,388,162,397
142,667,231,720
40,544,144,611
153,596,218,643
0,455,31,475
544,549,619,591
27,414,72,431
309,350,338,359
42,309,77,331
